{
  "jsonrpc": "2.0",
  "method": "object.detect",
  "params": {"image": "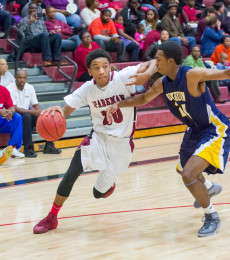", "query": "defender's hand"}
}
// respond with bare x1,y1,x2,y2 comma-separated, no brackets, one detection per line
106,104,119,125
